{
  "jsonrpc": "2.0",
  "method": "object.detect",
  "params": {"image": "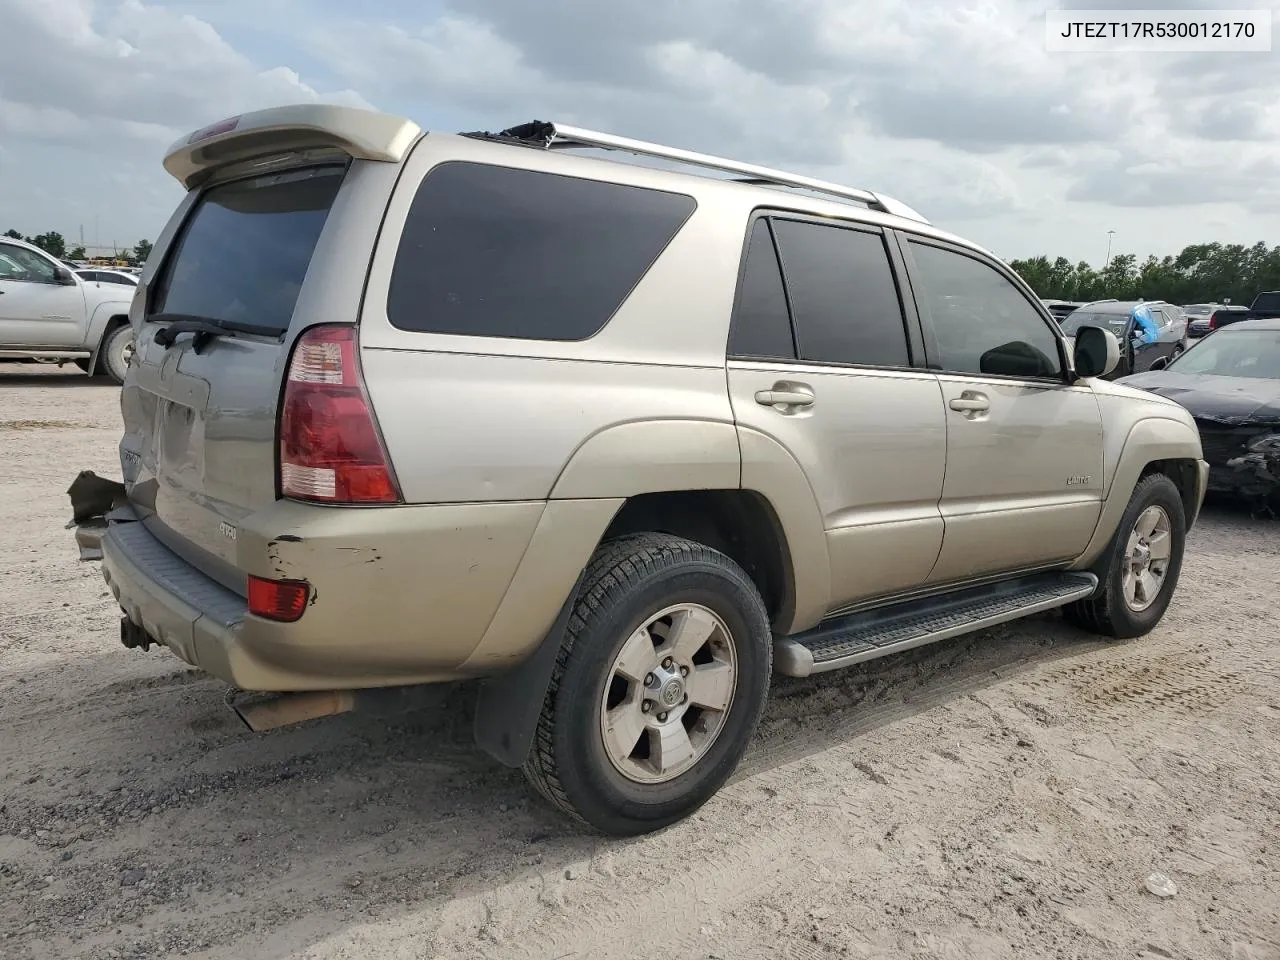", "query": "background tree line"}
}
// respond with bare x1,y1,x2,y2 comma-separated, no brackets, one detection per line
3,228,152,266
1008,242,1280,306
